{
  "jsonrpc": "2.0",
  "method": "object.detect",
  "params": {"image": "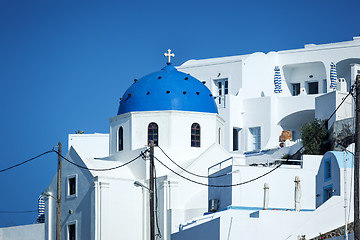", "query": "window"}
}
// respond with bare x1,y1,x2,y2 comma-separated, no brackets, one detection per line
191,123,201,147
218,128,221,144
307,82,319,94
249,127,261,151
292,83,300,96
148,122,158,146
68,223,76,240
323,79,327,93
323,186,333,202
67,175,77,198
214,78,228,107
233,128,239,151
118,127,123,151
325,159,331,180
